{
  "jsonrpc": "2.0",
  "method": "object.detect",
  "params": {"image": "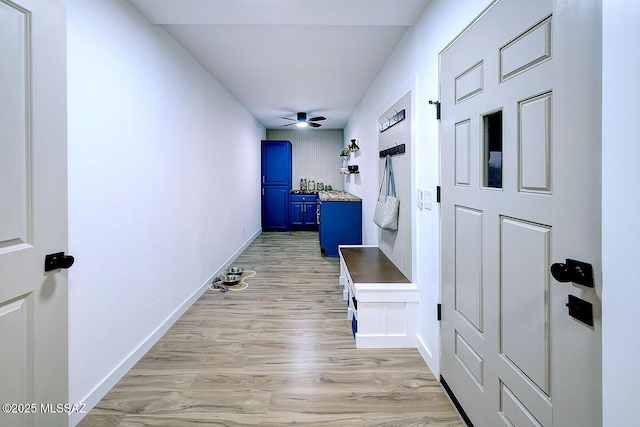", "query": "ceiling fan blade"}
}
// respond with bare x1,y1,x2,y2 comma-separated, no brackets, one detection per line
308,116,326,121
279,116,297,121
280,122,297,127
308,122,322,128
